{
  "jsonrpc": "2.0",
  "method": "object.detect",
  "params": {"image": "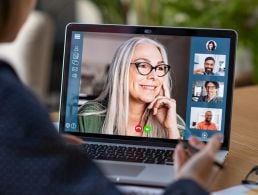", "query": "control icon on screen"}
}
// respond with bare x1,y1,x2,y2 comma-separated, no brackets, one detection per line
65,123,70,128
72,52,79,60
74,33,81,40
201,131,208,139
135,124,142,132
144,125,152,133
71,123,77,129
